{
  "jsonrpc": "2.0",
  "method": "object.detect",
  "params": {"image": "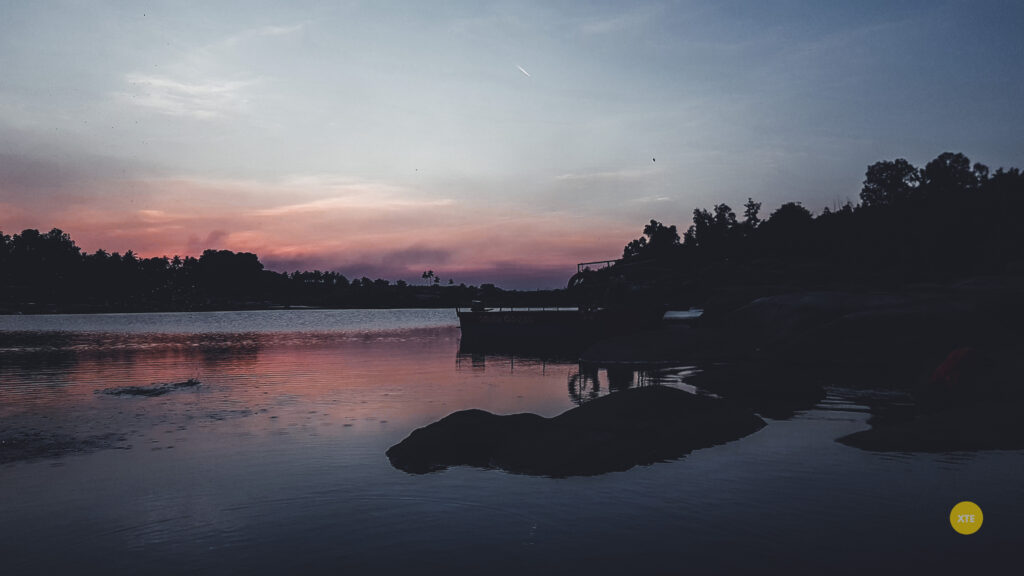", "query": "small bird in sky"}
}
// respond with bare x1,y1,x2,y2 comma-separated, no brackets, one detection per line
516,65,531,77
653,158,656,162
